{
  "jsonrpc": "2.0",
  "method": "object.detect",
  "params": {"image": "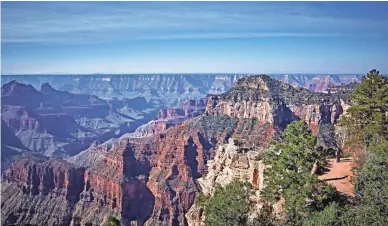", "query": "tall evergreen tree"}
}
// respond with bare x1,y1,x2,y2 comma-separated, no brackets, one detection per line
340,69,388,147
262,121,335,225
339,69,388,225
